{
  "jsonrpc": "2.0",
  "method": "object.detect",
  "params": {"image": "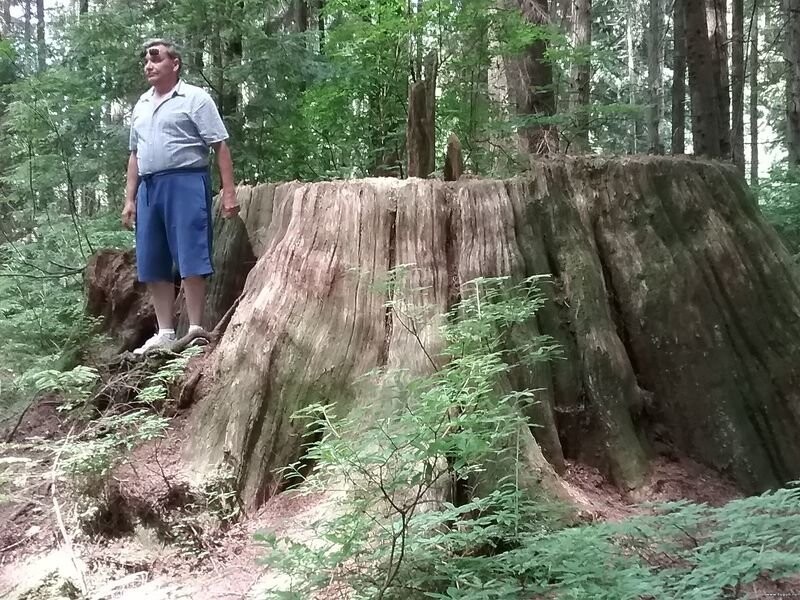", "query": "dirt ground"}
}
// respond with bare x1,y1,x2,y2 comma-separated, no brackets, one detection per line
0,395,797,599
